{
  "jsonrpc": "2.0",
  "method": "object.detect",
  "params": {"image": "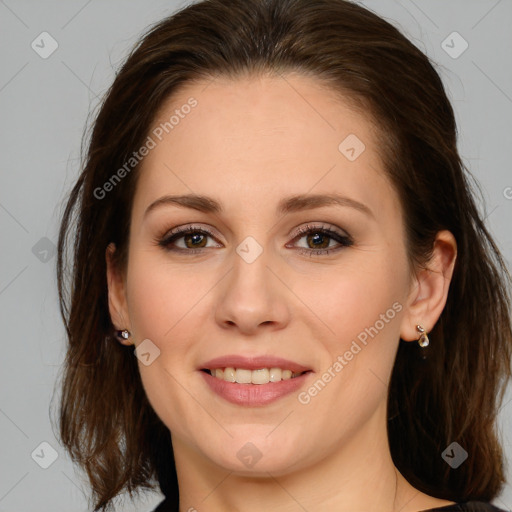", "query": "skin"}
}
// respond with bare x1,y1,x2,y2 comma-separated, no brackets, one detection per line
107,73,458,512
